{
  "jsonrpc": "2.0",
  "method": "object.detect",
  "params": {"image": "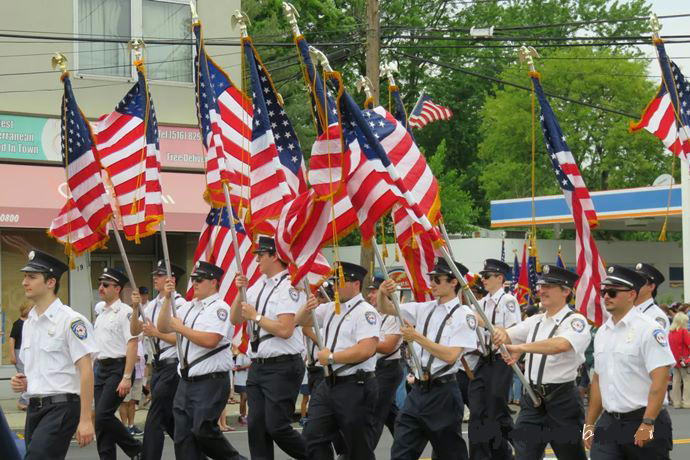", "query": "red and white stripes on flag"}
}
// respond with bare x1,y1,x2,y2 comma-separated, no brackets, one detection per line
95,64,163,243
533,73,607,325
408,93,453,130
308,122,347,199
398,231,435,301
193,21,252,212
49,198,109,259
